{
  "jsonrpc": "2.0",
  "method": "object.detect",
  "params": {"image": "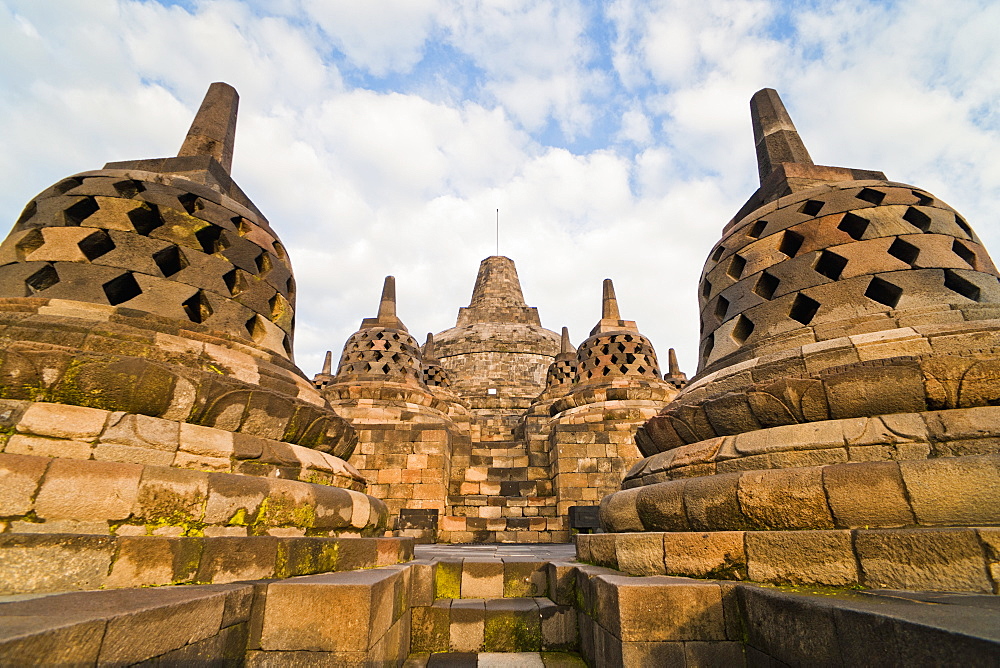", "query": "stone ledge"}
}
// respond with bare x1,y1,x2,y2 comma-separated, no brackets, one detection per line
578,527,1000,592
0,534,414,595
0,453,388,538
611,452,1000,532
0,400,366,491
